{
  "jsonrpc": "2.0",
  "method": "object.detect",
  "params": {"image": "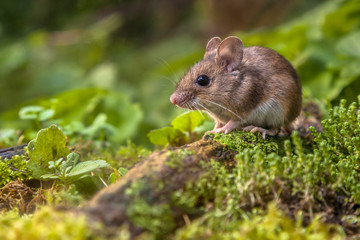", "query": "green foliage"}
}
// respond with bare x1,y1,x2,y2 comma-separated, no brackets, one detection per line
0,0,359,238
107,167,128,185
168,97,360,240
0,207,101,240
19,105,55,123
0,129,19,147
310,98,360,201
174,203,344,240
0,155,29,187
213,131,282,154
147,126,185,147
166,149,195,169
41,152,110,187
0,88,143,146
26,125,70,178
171,111,205,133
24,125,110,195
239,0,360,102
125,180,176,237
147,111,206,147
